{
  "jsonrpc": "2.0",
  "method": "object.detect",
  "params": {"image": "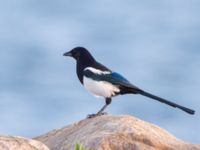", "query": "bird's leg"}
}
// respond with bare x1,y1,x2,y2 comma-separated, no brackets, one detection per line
87,98,112,118
97,98,112,114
